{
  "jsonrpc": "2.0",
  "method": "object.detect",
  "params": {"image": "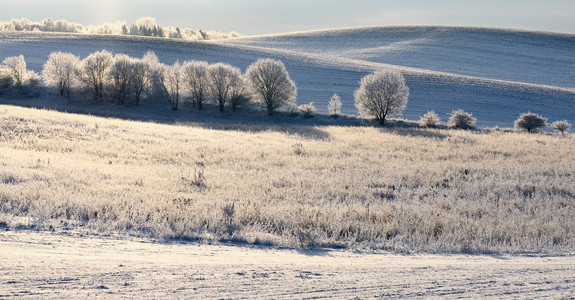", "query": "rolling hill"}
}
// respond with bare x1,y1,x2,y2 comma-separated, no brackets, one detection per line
1,26,574,127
